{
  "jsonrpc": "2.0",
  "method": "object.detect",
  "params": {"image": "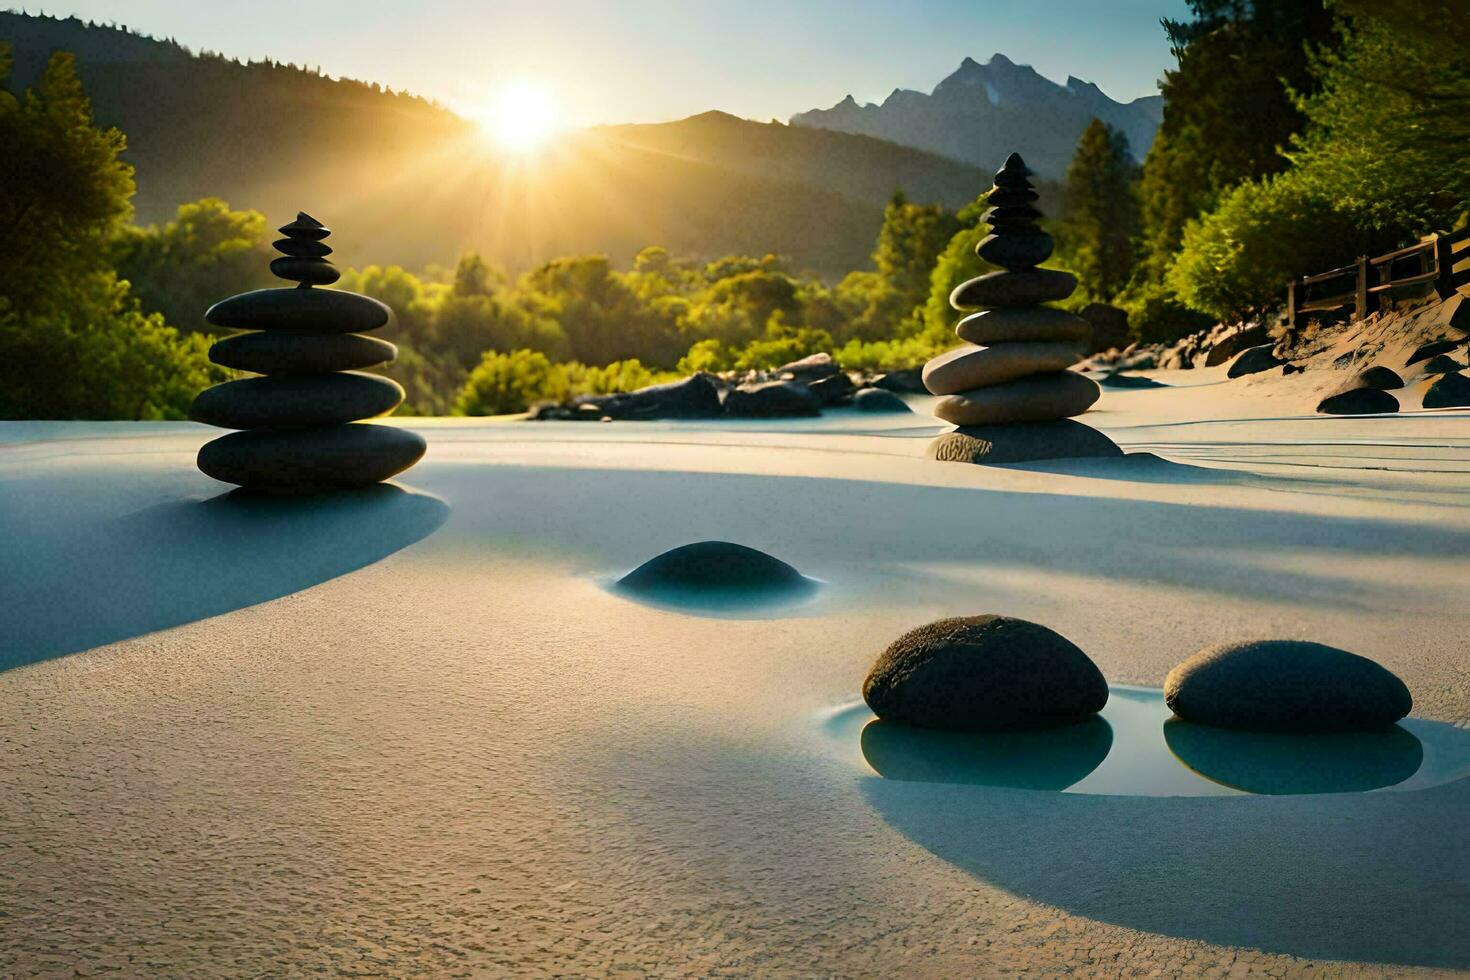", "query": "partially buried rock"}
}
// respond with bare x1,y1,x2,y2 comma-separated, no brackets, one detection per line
1316,387,1399,415
1423,371,1470,408
1164,639,1412,733
1353,366,1404,390
852,387,911,413
724,380,821,417
928,420,1122,464
1098,372,1167,389
776,351,839,381
1421,353,1464,375
590,373,723,420
863,615,1109,731
1406,339,1460,366
618,541,814,602
807,371,855,406
1227,344,1282,378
